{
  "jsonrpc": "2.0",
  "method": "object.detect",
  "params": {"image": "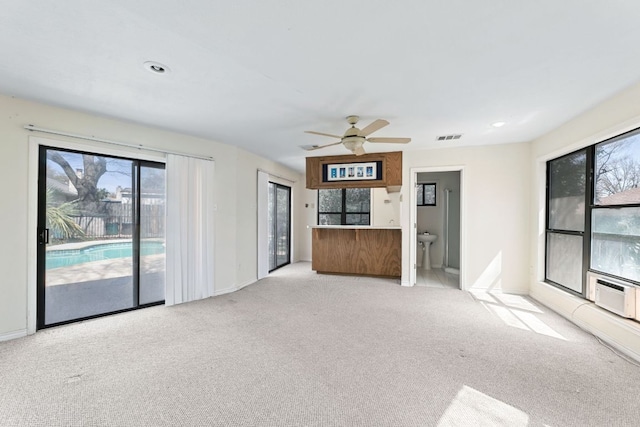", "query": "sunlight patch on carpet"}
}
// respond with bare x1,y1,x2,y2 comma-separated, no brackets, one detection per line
437,385,529,427
472,291,566,341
